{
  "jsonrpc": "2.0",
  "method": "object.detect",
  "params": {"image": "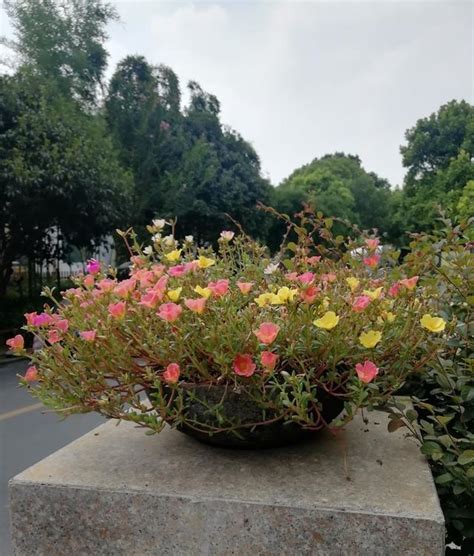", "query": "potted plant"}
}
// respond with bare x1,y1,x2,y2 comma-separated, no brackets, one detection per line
9,211,448,448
